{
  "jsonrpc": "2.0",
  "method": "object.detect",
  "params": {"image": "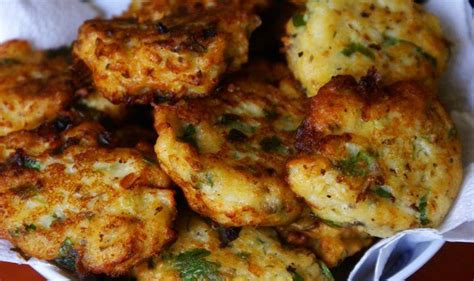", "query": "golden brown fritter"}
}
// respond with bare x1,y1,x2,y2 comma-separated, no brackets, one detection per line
284,0,449,96
287,73,462,237
0,40,72,136
153,62,305,226
73,8,260,104
133,211,332,281
277,207,372,267
0,121,176,276
125,0,269,22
